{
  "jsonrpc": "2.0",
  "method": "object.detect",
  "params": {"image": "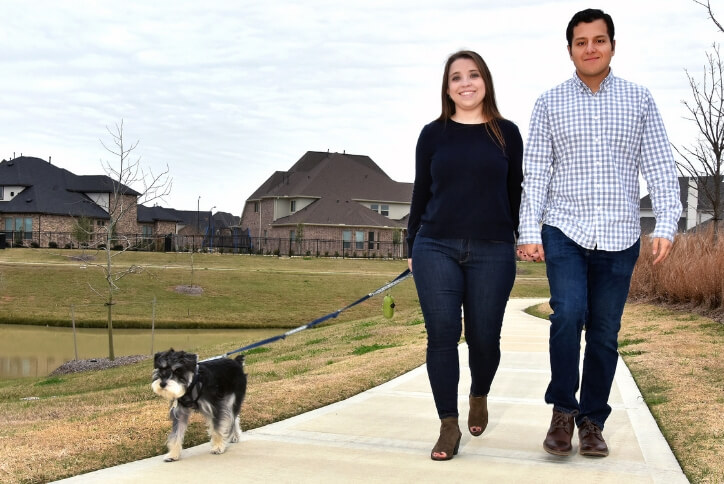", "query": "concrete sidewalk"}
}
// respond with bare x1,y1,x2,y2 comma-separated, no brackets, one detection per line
55,298,687,483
